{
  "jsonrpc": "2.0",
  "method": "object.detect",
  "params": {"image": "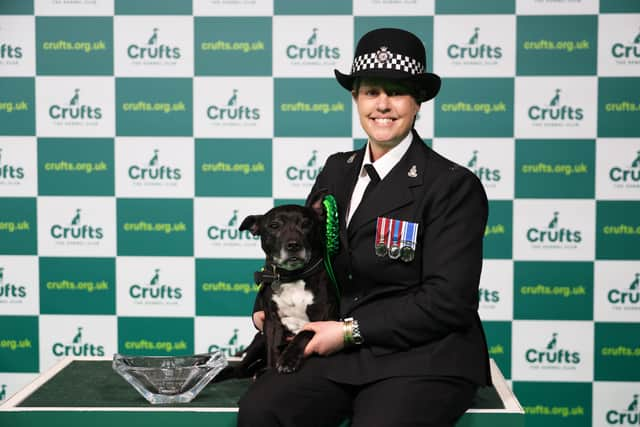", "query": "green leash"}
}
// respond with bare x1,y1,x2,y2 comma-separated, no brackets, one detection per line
322,195,341,299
